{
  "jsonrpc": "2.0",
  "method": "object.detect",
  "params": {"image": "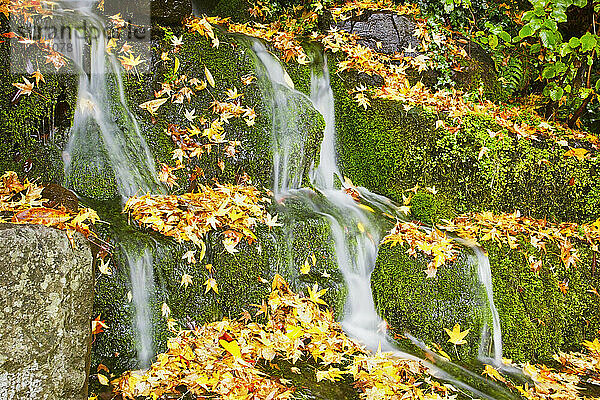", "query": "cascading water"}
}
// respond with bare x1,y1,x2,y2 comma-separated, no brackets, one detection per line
124,247,155,368
62,2,160,199
252,42,517,399
58,1,159,367
309,53,340,189
252,41,312,195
